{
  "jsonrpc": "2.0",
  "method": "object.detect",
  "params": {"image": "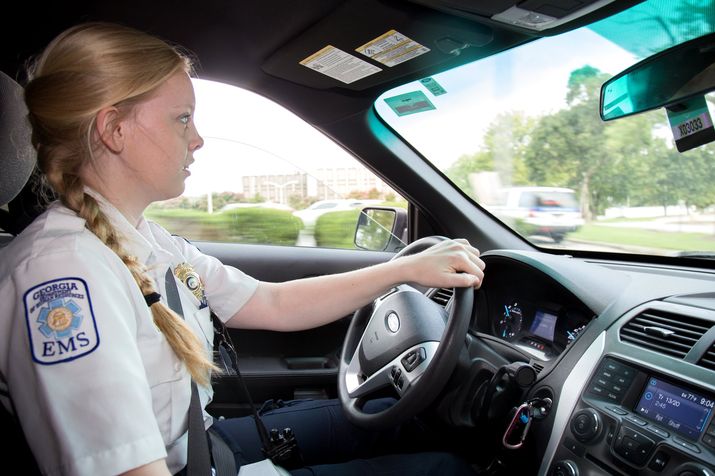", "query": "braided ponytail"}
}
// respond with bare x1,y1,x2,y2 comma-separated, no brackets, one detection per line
25,22,217,387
